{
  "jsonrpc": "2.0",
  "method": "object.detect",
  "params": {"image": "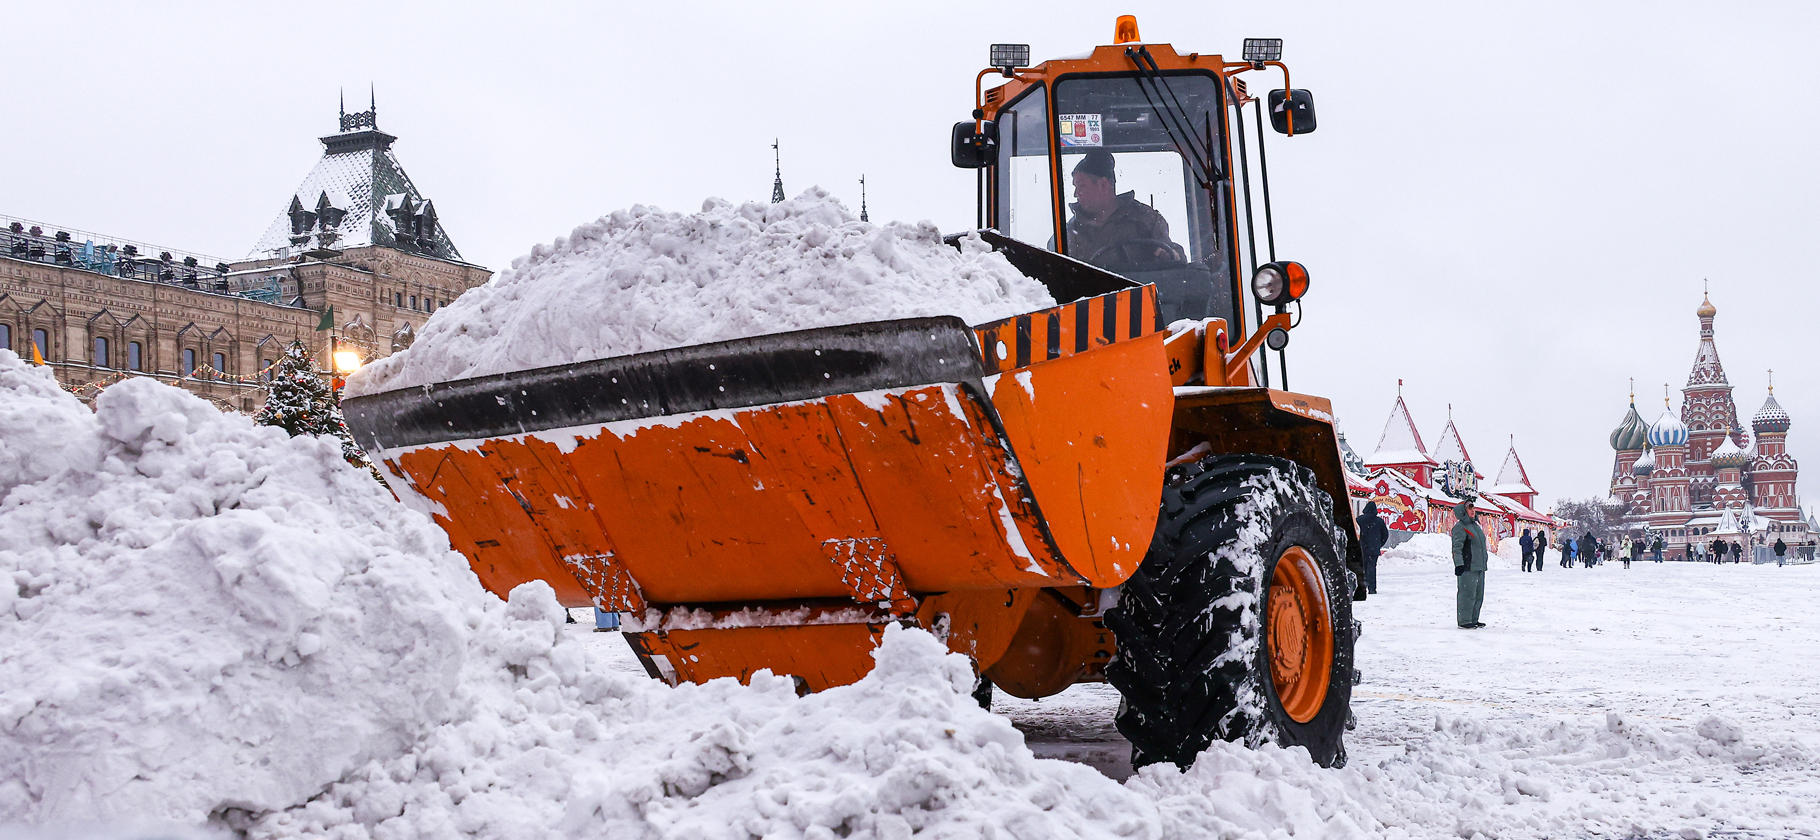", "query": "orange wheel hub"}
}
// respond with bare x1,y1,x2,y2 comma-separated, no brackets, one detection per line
1266,545,1333,723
